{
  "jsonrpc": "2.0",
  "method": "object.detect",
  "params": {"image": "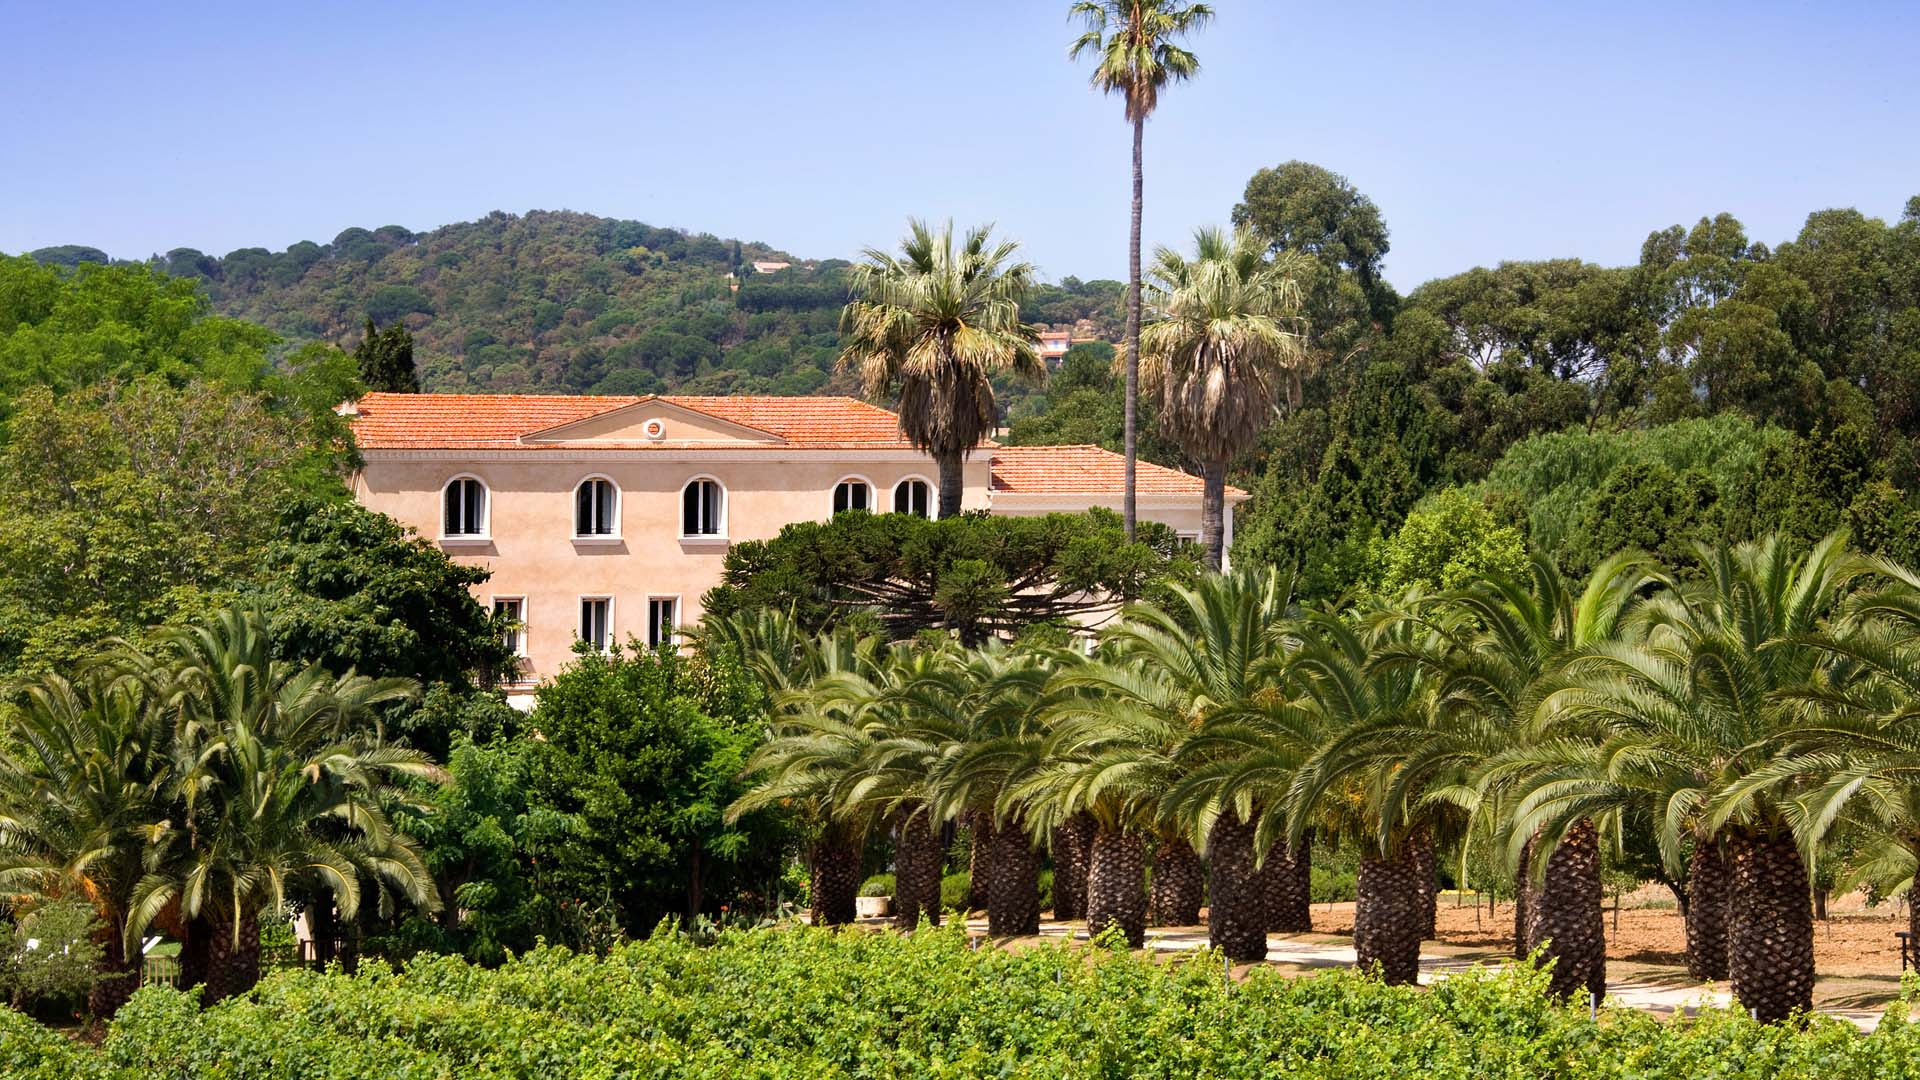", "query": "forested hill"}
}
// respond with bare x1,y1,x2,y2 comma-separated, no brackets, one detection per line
27,210,1126,397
